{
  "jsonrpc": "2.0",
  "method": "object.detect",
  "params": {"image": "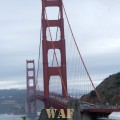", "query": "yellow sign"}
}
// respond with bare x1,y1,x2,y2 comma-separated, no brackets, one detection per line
46,109,74,119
